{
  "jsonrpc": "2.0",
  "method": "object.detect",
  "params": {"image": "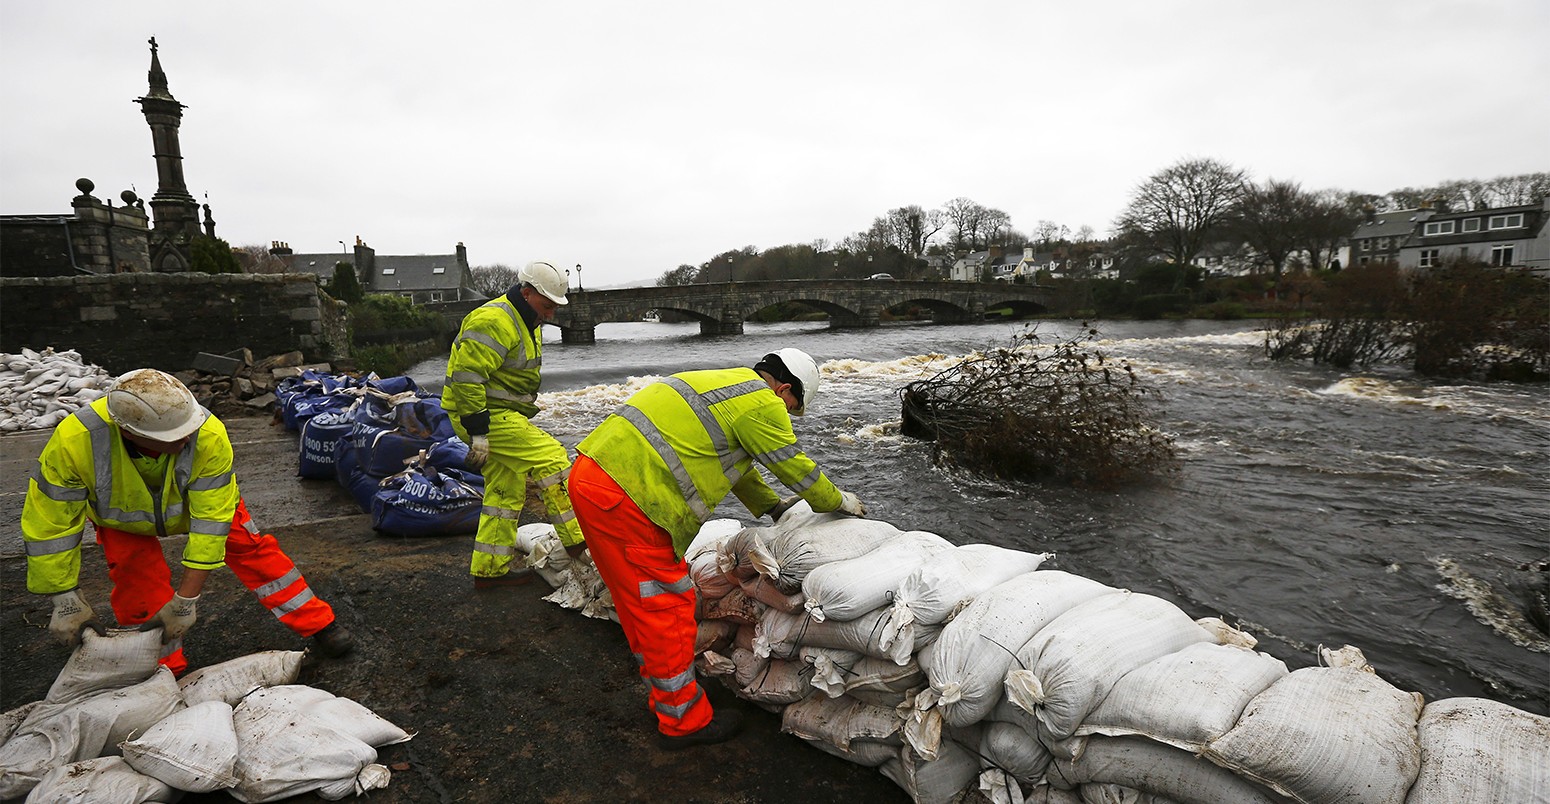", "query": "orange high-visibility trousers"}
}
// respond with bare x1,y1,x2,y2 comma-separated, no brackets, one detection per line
568,455,714,736
96,498,336,675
